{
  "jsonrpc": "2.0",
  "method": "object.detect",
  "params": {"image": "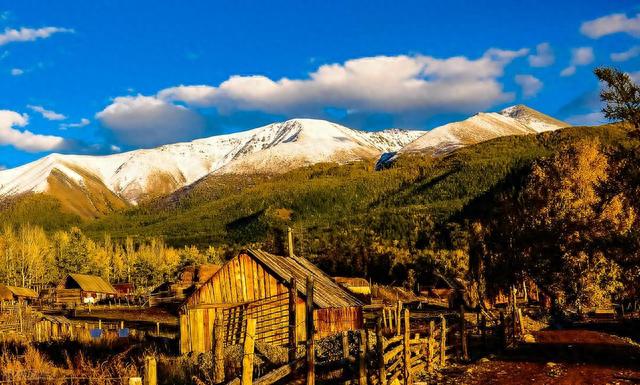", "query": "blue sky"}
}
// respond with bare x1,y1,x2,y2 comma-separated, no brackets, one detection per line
0,0,639,168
